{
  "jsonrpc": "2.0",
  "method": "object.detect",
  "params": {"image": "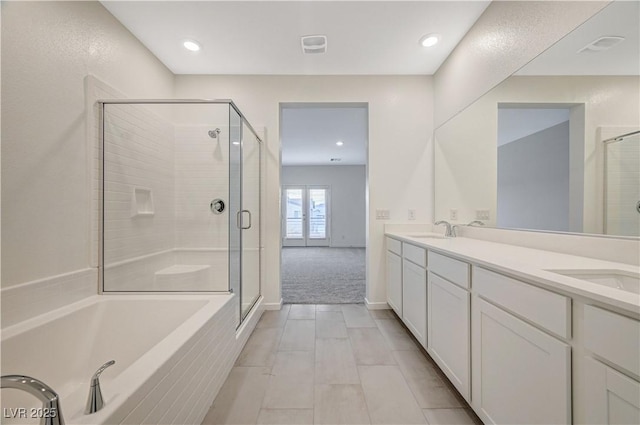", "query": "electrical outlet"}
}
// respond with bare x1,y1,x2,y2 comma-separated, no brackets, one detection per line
476,209,490,220
408,209,416,220
450,209,458,221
